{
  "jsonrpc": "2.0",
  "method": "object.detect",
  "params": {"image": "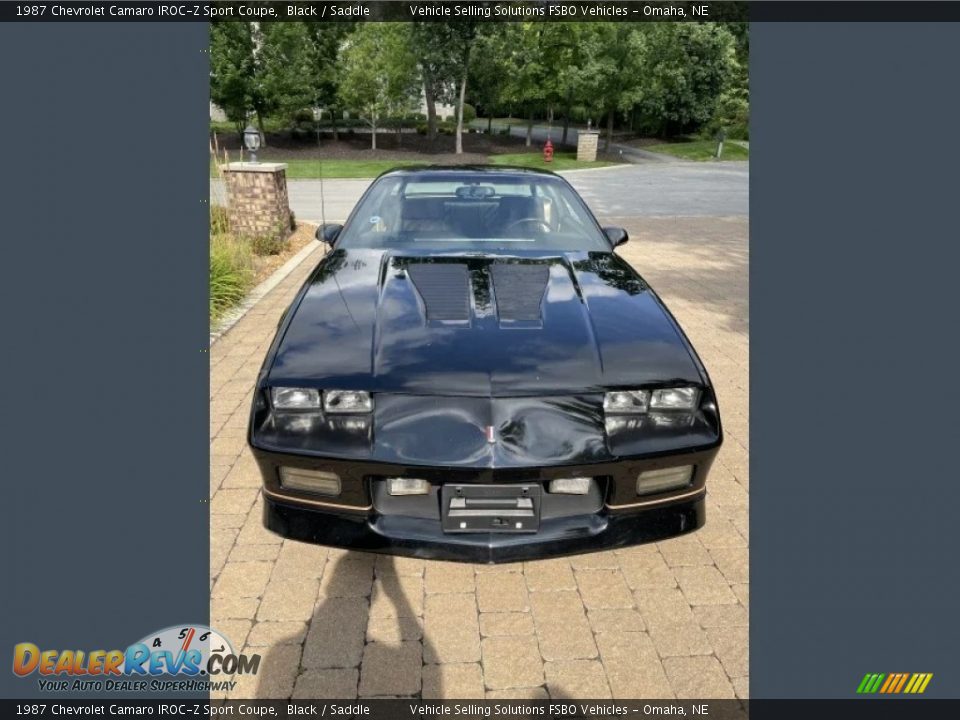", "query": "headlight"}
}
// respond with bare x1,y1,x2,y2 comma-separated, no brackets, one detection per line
323,390,373,414
271,387,320,410
603,390,650,414
650,387,700,411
